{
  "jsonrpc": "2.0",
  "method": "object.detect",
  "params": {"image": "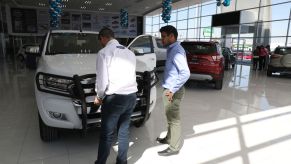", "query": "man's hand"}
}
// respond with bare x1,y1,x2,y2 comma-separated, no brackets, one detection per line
94,96,103,105
165,90,174,102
